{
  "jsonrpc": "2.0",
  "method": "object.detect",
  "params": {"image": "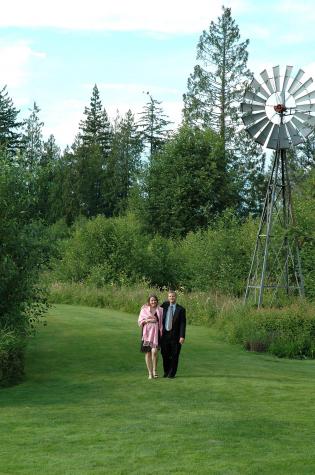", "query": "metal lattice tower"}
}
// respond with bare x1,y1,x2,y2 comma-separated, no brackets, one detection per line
241,66,315,307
